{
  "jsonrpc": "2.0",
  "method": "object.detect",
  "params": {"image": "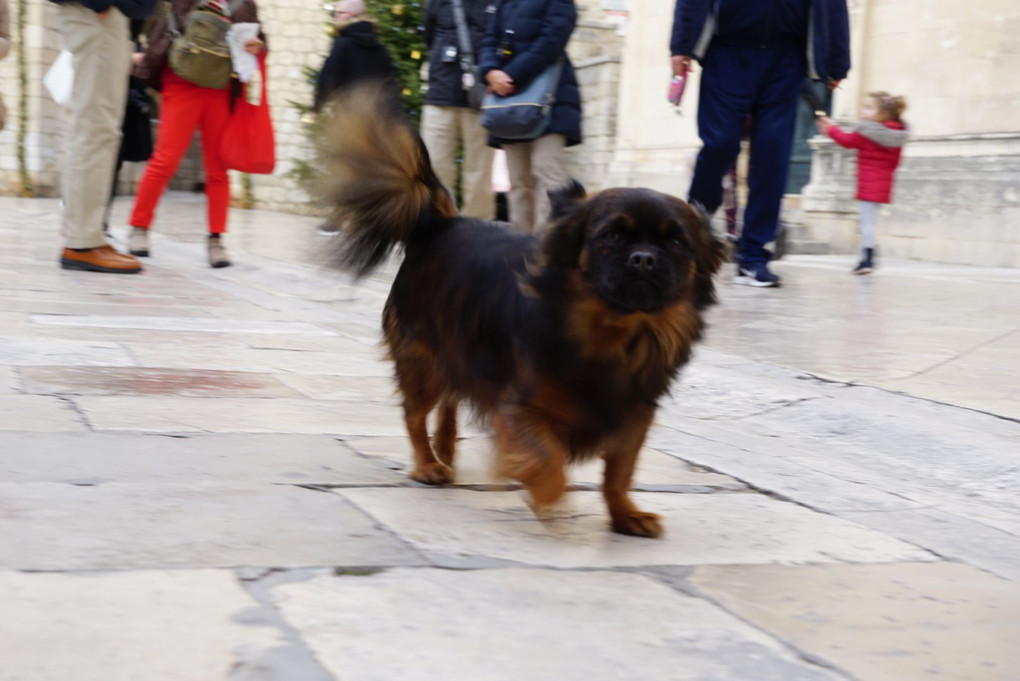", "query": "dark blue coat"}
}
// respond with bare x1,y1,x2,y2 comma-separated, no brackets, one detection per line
48,0,157,20
670,0,850,82
478,0,581,147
